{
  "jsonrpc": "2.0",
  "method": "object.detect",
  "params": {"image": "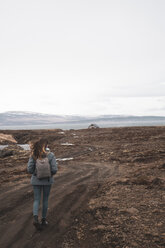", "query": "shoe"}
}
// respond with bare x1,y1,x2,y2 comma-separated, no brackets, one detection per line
41,218,48,226
33,215,42,230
